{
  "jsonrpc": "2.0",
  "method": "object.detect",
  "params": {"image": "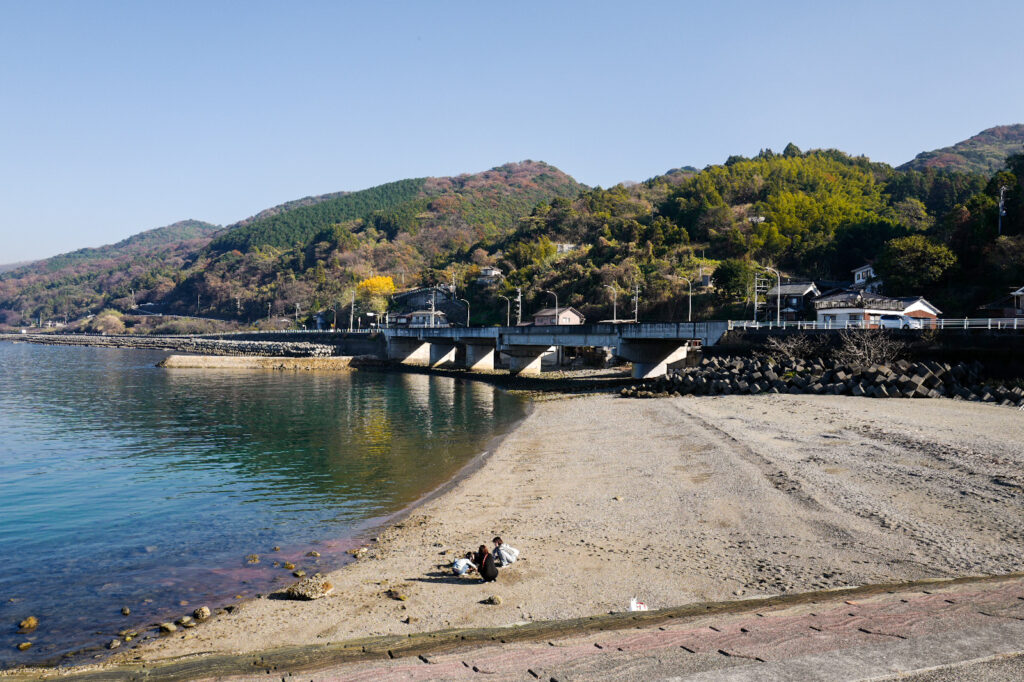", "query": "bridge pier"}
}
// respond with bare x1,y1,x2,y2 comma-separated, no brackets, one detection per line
503,345,555,376
463,343,496,371
429,342,458,368
617,340,692,379
387,337,431,366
